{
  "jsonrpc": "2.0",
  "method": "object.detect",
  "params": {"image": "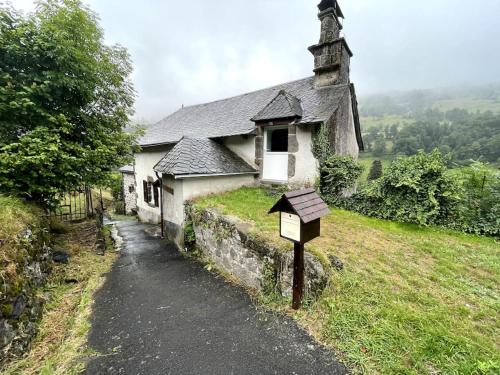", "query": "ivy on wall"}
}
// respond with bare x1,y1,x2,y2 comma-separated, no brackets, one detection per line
311,124,332,165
